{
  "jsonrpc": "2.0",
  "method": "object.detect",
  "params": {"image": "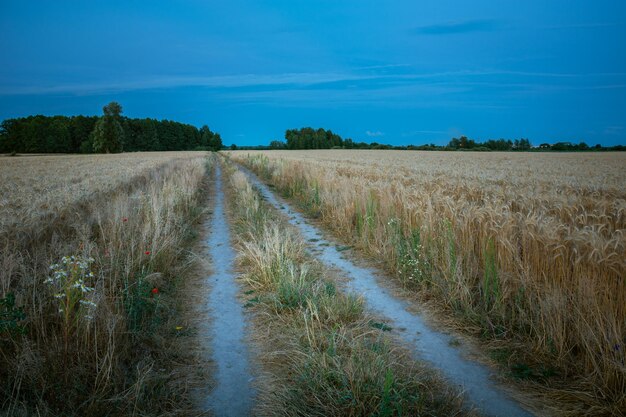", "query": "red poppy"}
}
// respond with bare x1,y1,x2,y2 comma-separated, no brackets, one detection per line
122,217,128,222
145,251,151,255
151,287,159,294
